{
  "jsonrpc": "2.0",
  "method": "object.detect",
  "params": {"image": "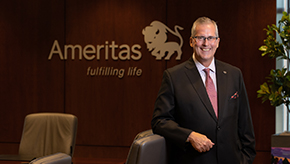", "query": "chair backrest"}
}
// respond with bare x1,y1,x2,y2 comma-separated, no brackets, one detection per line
133,129,153,140
18,113,78,158
29,152,71,164
125,130,167,164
